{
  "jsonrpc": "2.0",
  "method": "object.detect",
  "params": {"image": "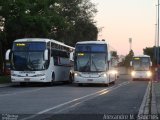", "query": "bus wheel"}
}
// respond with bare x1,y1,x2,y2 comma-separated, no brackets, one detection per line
69,73,73,83
104,83,109,87
78,83,83,86
50,72,55,86
20,82,26,86
112,81,115,85
117,75,119,79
